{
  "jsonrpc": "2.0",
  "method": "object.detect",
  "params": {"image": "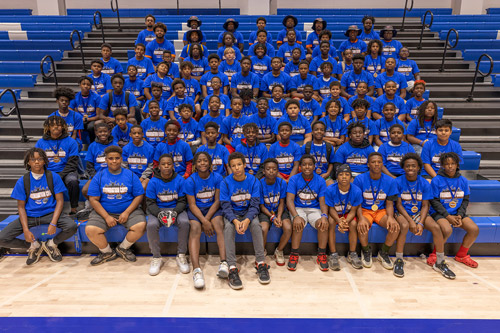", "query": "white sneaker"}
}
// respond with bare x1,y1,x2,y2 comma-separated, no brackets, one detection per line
149,257,163,276
193,268,205,289
176,254,190,274
217,261,229,279
274,249,285,266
